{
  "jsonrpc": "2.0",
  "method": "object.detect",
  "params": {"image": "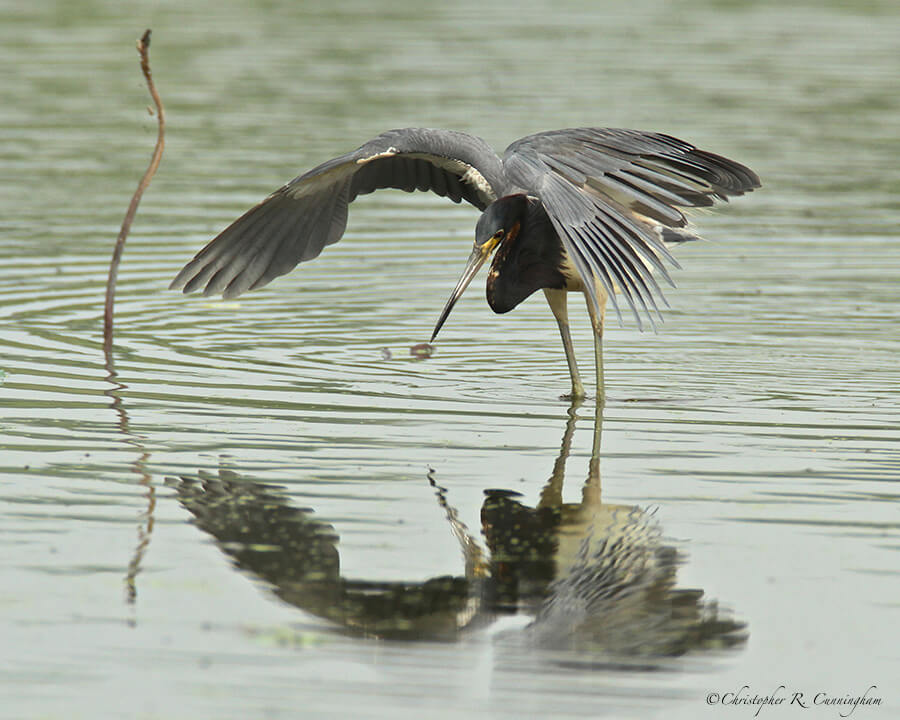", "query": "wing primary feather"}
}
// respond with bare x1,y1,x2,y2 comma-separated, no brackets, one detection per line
690,149,761,192
205,204,295,298
575,224,642,329
623,162,714,194
232,196,312,288
219,183,338,298
594,212,668,316
260,179,350,289
570,225,628,326
601,207,678,287
617,168,713,207
654,156,724,189
244,189,342,295
224,189,335,299
592,239,649,330
179,193,286,274
211,191,321,297
630,159,719,201
591,214,665,328
175,210,260,293
588,221,661,330
607,170,710,212
644,131,695,153
589,174,689,225
599,200,682,273
649,152,756,197
579,183,679,285
186,195,292,295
